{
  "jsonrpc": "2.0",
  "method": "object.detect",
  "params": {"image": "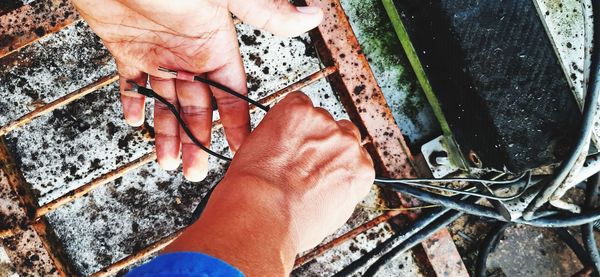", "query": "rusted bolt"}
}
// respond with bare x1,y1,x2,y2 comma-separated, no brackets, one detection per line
468,150,483,168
